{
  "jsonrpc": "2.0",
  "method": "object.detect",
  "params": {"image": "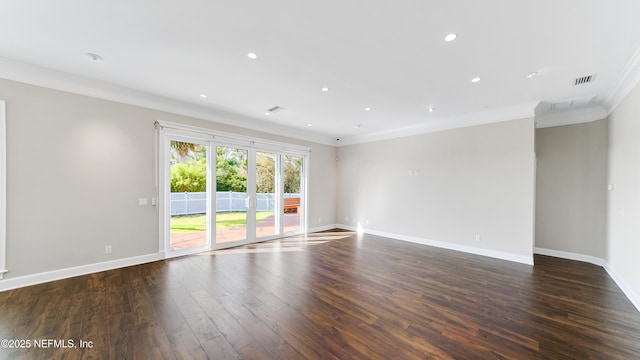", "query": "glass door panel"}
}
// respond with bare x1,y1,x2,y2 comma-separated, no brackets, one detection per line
256,151,278,238
169,141,209,251
215,146,248,244
283,154,302,233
